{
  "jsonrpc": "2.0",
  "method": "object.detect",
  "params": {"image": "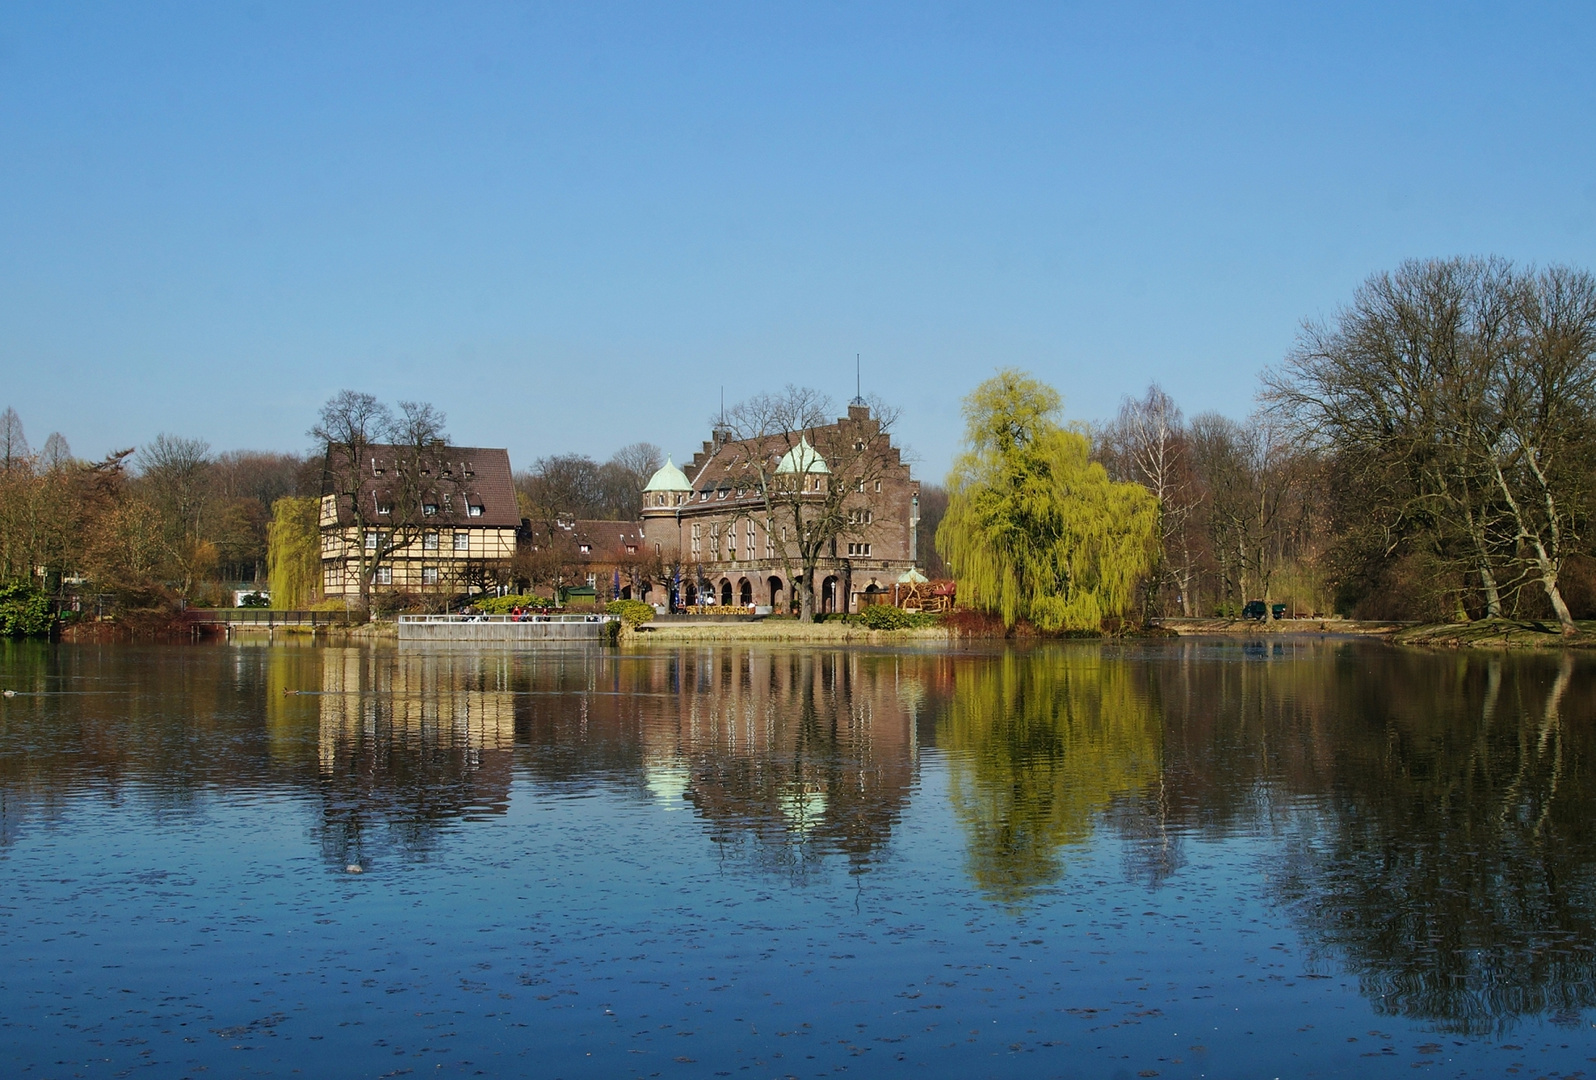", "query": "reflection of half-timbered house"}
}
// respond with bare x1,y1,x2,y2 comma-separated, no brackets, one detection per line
319,445,518,599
